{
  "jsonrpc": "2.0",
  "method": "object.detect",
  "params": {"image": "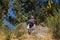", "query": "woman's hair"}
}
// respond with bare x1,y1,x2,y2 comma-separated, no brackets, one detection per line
31,16,34,19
